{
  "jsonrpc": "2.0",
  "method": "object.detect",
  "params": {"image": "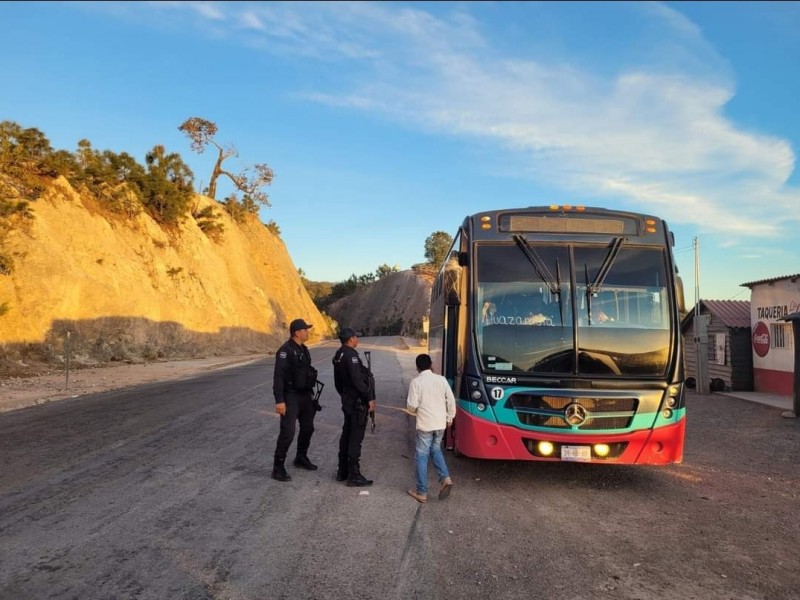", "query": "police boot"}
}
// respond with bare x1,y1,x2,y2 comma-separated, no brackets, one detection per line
335,462,349,482
346,468,373,487
271,458,291,482
293,455,318,471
